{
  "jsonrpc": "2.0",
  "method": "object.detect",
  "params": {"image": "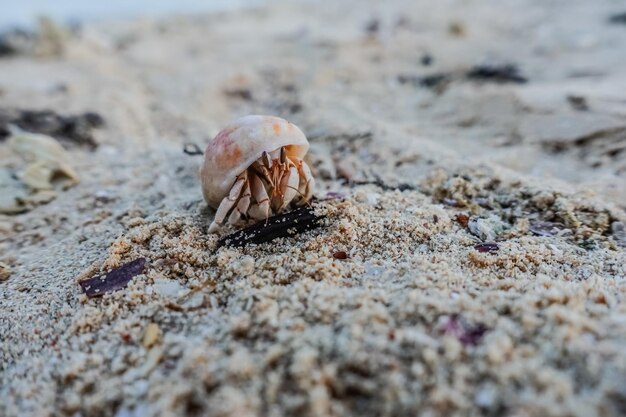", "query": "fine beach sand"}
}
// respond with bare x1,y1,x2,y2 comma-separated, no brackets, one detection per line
1,1,626,416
